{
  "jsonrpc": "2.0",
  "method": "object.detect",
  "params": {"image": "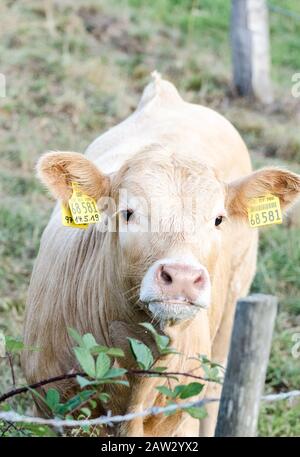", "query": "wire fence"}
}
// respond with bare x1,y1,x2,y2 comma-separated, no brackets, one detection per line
268,2,300,22
0,390,299,429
